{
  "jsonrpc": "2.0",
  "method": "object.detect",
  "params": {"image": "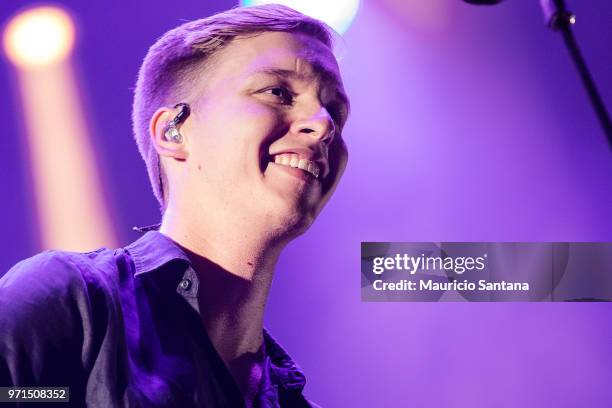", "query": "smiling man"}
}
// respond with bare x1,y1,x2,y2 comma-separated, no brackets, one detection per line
0,4,348,408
